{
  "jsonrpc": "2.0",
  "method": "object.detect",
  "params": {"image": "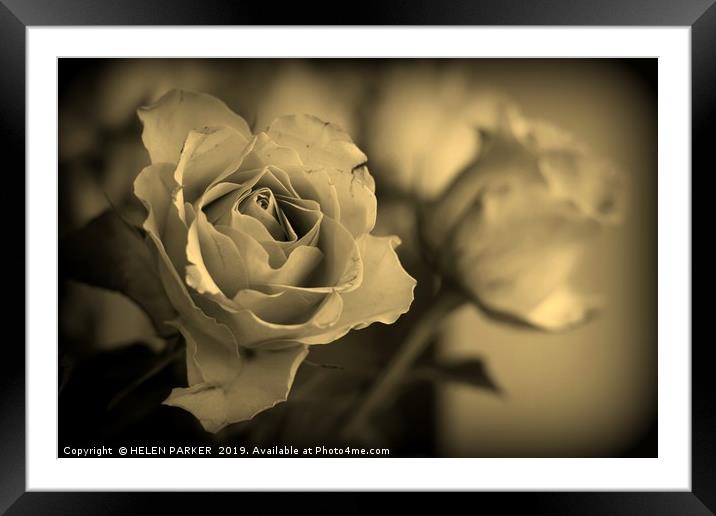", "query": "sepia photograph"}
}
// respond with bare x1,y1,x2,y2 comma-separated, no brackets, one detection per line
57,58,656,459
